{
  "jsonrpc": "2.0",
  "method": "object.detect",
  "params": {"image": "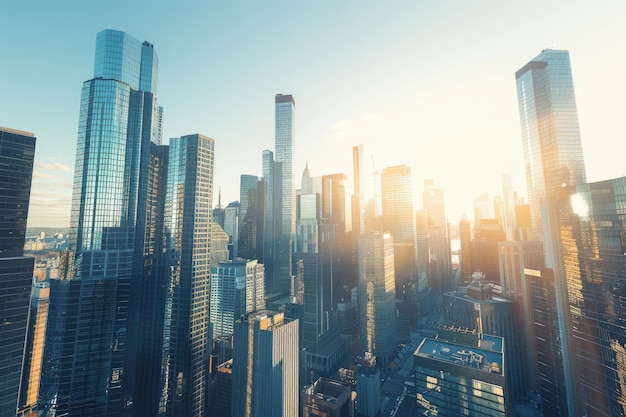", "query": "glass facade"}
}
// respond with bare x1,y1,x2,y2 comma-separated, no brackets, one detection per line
358,233,397,366
558,178,626,416
210,260,265,339
159,134,214,417
516,49,588,416
0,127,35,416
40,29,161,417
274,94,295,293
